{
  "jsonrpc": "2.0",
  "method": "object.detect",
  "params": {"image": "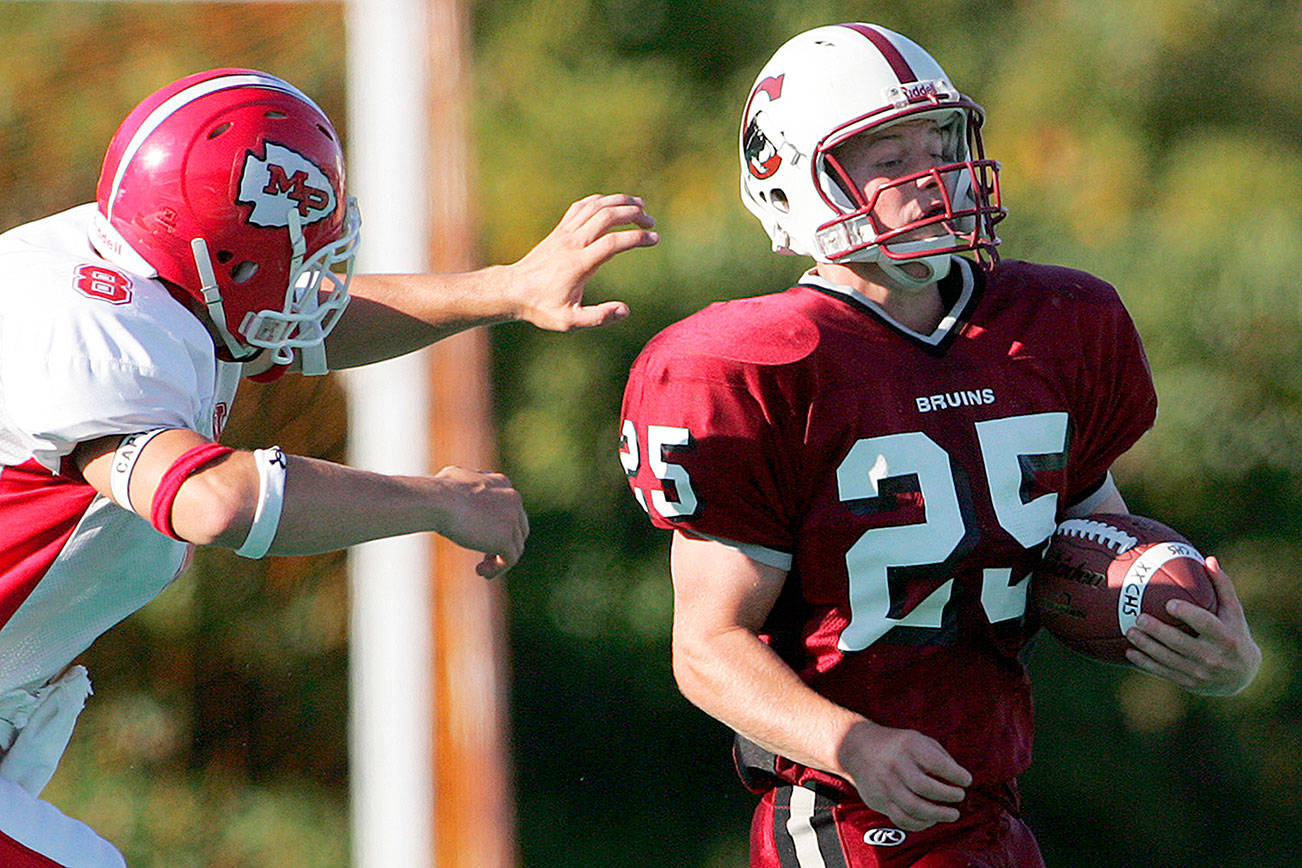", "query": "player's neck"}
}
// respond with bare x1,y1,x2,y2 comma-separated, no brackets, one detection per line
160,278,245,363
815,261,944,334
